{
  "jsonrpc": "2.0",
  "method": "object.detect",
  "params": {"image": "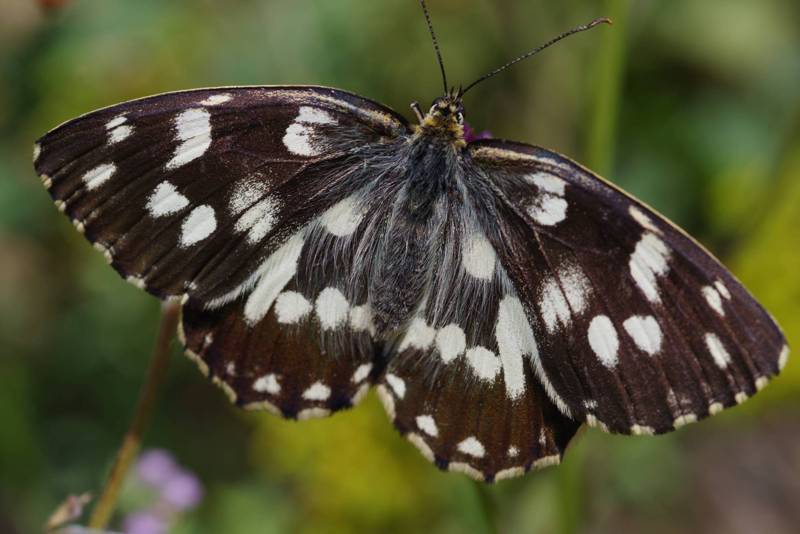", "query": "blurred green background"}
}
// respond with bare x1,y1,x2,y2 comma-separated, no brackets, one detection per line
1,0,799,532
